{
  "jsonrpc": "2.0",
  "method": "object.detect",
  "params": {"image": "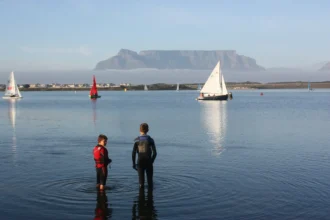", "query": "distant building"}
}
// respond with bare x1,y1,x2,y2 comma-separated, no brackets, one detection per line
51,83,62,88
120,83,131,86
